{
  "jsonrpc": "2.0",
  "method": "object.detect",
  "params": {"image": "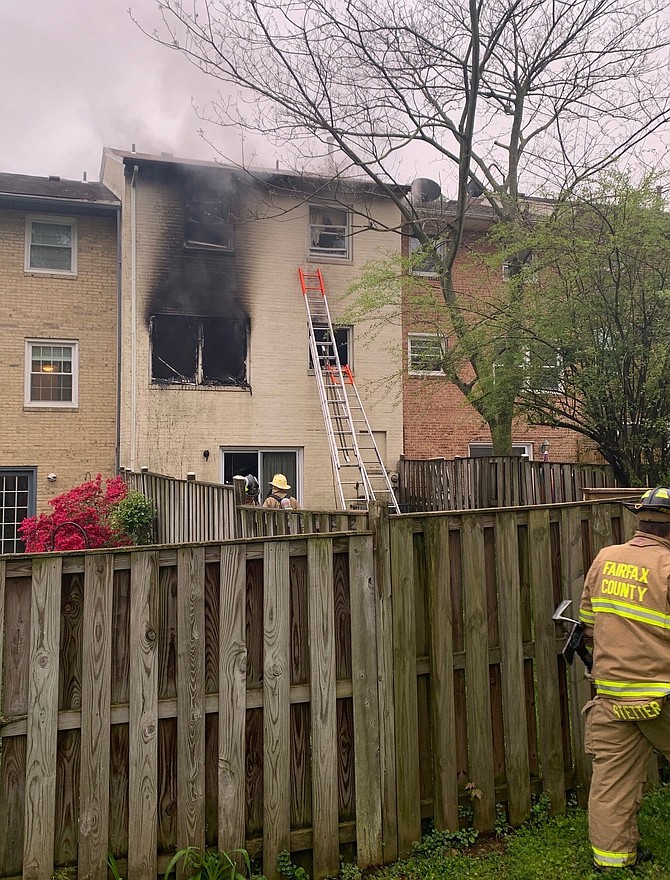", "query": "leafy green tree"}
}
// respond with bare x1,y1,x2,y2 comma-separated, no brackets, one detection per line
506,175,670,485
